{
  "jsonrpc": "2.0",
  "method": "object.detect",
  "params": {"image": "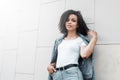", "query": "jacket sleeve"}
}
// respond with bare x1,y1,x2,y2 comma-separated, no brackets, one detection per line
48,74,53,80
79,35,95,80
50,39,58,64
48,40,58,80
